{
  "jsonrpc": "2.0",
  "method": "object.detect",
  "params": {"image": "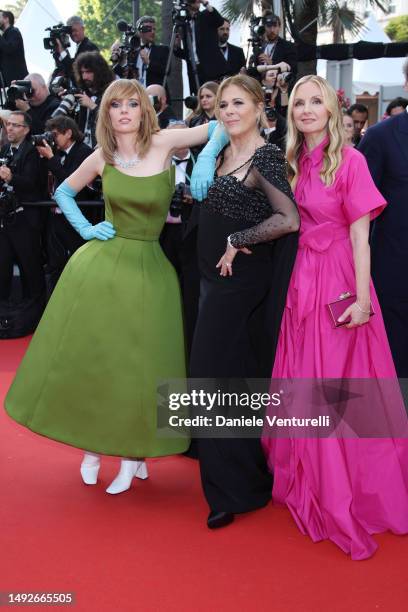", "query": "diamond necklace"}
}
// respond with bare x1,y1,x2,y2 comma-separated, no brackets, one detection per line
113,151,141,169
